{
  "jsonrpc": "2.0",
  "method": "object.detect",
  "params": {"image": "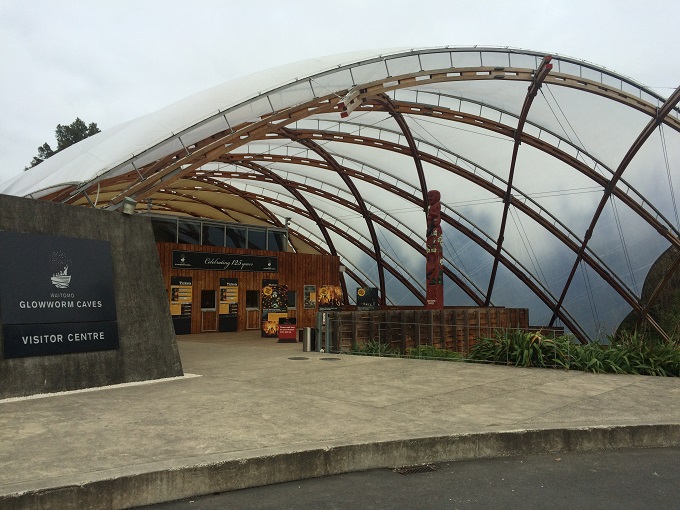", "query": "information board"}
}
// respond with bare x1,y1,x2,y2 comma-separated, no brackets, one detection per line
170,276,192,317
0,231,119,358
